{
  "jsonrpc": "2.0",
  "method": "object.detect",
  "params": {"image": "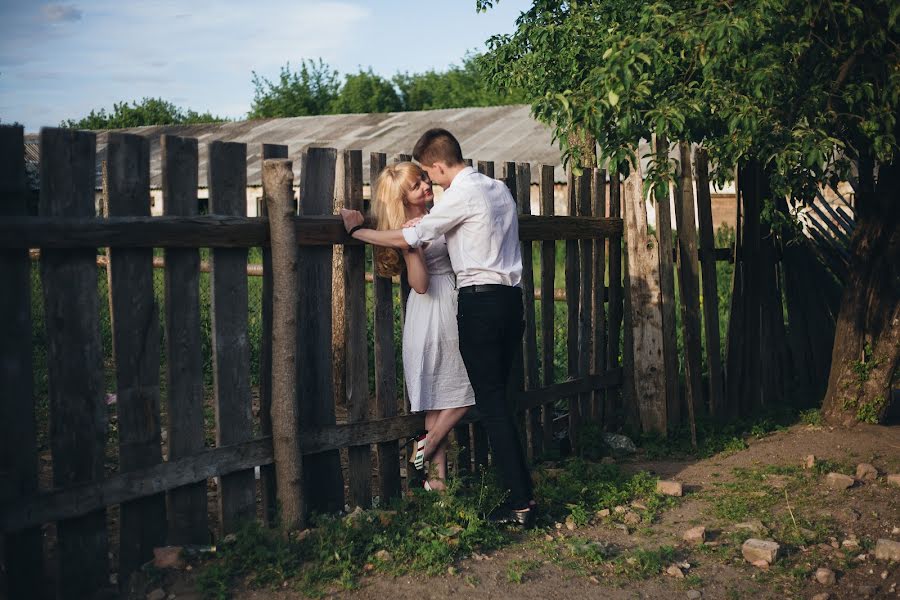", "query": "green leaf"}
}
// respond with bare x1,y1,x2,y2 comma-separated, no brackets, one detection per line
608,90,620,107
